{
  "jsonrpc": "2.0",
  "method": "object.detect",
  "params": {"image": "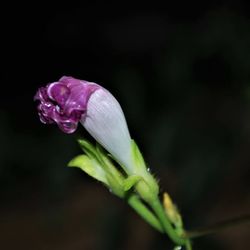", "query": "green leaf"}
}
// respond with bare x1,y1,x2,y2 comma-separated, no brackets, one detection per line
68,154,108,185
123,175,142,191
